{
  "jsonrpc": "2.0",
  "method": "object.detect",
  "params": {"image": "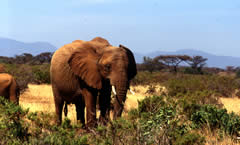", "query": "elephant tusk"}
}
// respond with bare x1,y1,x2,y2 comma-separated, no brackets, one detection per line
112,86,117,95
129,89,135,95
